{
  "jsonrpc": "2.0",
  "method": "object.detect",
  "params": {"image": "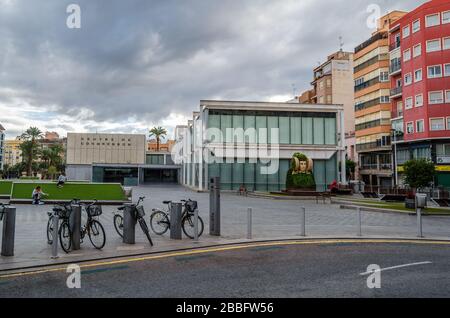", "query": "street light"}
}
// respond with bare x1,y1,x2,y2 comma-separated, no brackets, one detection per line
391,128,399,189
